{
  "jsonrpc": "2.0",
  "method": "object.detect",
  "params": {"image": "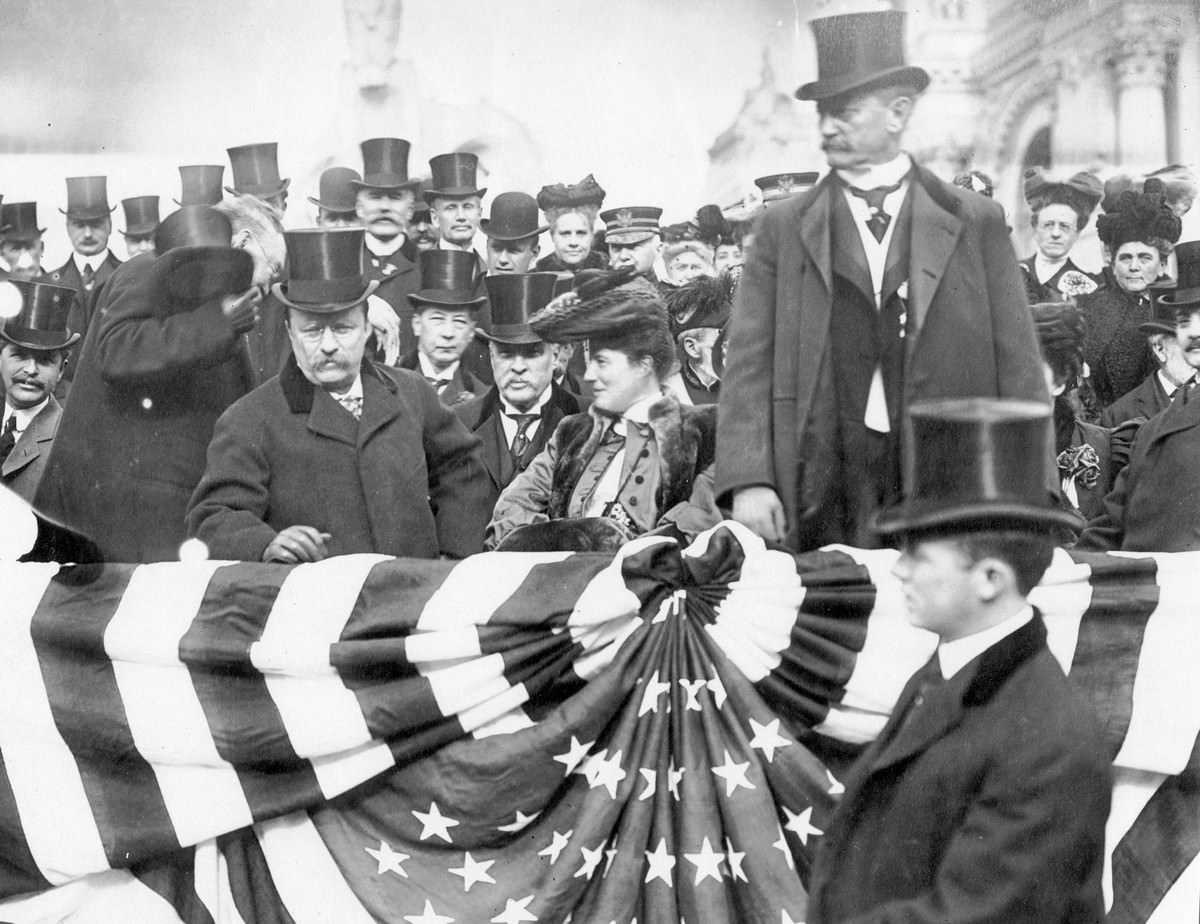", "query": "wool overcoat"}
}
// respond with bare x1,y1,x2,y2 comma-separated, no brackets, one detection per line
1,396,62,504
